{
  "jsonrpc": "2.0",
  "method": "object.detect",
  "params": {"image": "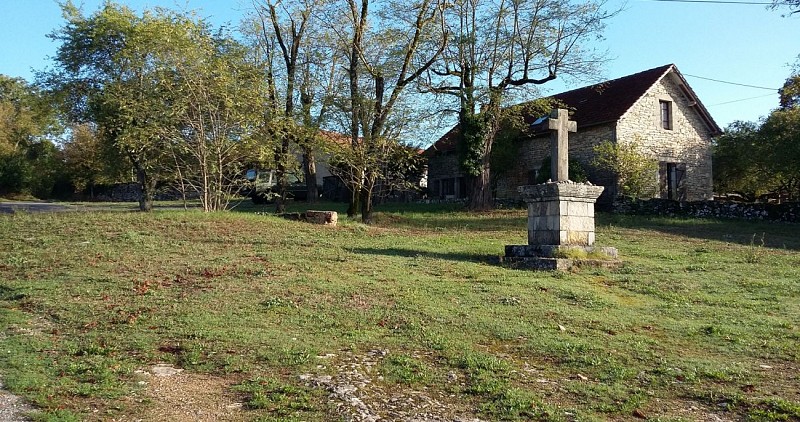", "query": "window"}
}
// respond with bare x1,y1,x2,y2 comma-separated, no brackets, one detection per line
431,180,441,198
442,178,455,197
659,100,672,130
659,162,686,200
